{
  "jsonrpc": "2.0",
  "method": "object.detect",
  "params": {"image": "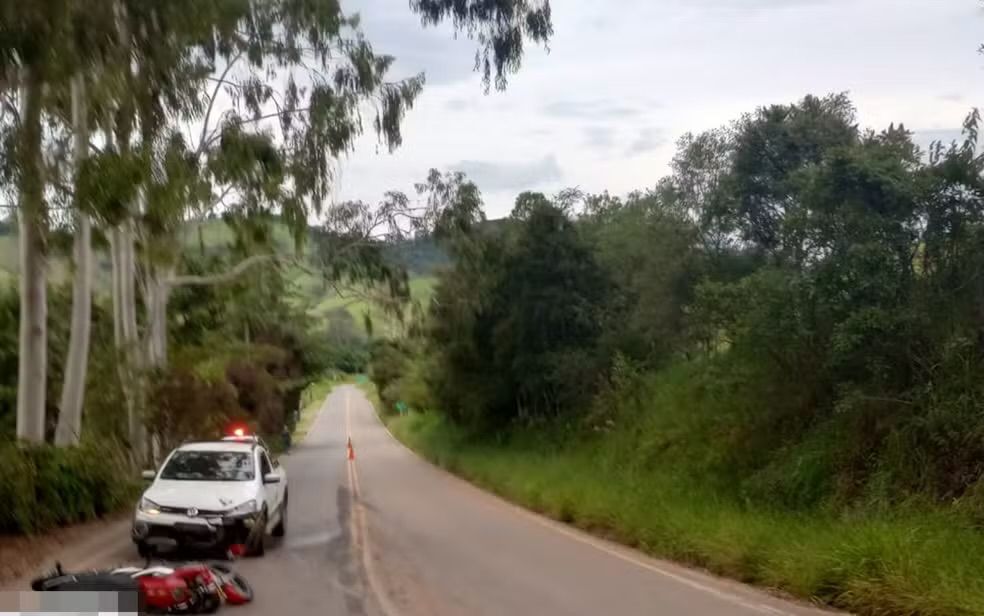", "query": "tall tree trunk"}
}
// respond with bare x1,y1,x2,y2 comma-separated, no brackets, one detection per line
55,74,93,447
111,220,144,459
109,0,147,462
110,228,123,346
16,66,47,443
145,266,171,467
146,267,171,369
120,220,144,459
109,227,131,426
